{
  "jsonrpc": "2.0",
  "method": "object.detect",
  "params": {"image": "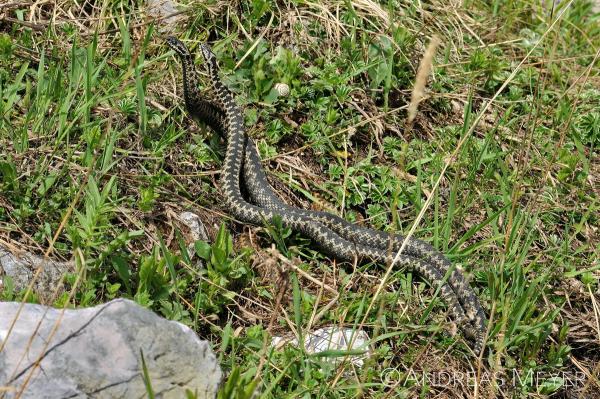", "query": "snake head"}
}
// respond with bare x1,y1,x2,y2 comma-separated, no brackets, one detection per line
199,43,216,62
165,36,191,57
